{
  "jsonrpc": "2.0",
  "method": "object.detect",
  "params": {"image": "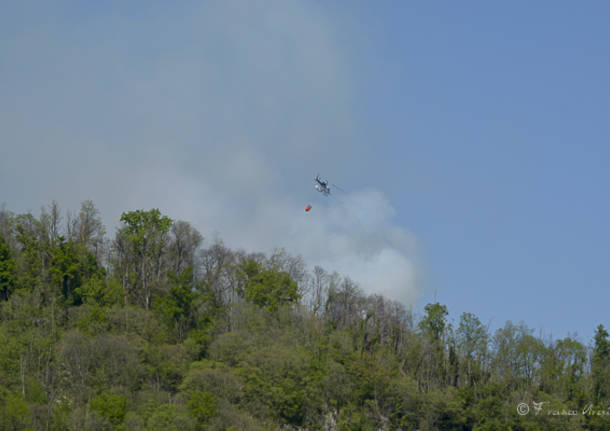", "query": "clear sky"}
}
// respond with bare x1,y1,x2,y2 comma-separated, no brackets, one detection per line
1,1,608,343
